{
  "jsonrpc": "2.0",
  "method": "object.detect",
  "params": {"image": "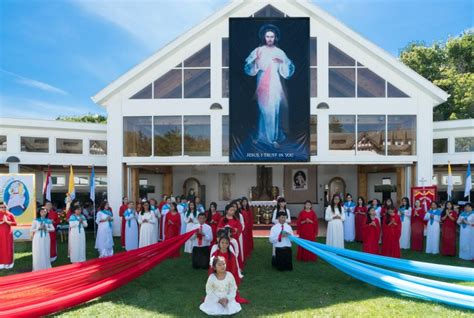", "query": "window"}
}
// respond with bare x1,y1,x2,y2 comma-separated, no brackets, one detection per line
184,116,210,156
310,37,317,97
184,69,210,98
0,135,6,151
441,175,463,186
387,115,416,155
329,68,355,97
455,137,474,152
328,115,416,156
329,115,355,153
222,115,229,156
133,45,211,99
433,138,448,153
310,115,317,155
154,116,182,156
74,176,89,186
357,68,385,97
387,82,409,97
21,137,49,153
90,140,107,155
222,38,229,98
253,5,285,17
95,176,107,186
51,175,65,186
154,69,182,99
357,115,386,155
123,117,152,157
130,84,152,99
328,43,408,98
56,138,83,154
